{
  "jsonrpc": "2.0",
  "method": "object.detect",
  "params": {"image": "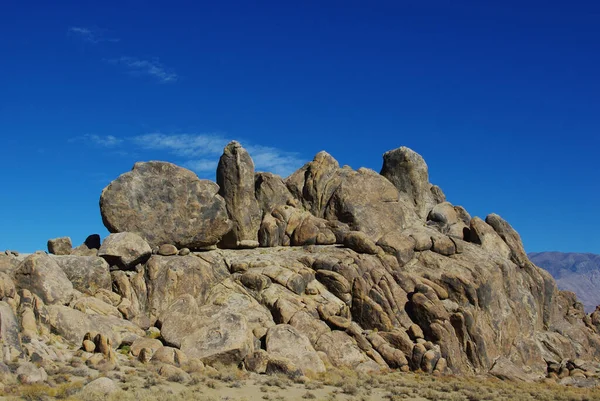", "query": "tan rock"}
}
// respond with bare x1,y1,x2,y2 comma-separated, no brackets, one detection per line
266,324,325,374
14,254,73,305
151,346,188,367
158,244,178,256
82,340,96,353
158,364,190,382
100,161,232,249
98,232,152,270
47,237,72,255
130,337,163,357
217,141,262,248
